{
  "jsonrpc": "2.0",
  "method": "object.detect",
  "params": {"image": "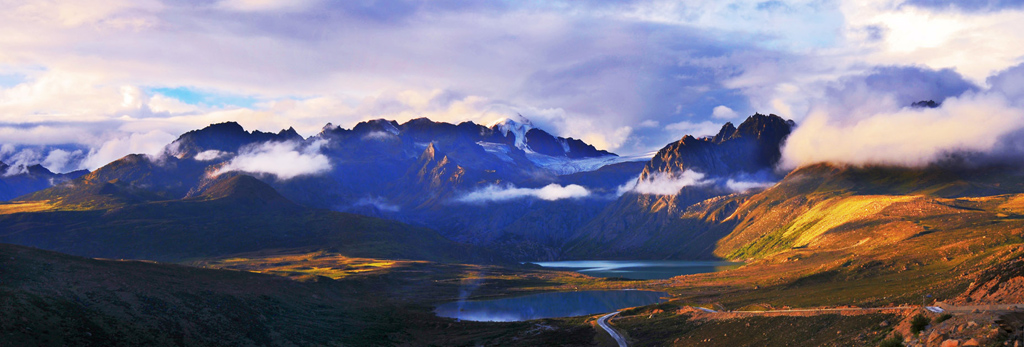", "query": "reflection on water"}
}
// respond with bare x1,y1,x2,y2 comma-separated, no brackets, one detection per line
435,290,667,322
532,260,741,280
